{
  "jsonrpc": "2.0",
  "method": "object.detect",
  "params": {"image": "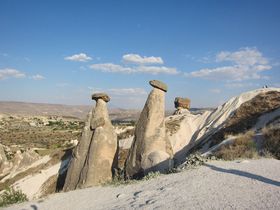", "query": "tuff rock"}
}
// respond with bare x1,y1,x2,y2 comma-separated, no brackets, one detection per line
125,80,173,178
63,93,117,191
